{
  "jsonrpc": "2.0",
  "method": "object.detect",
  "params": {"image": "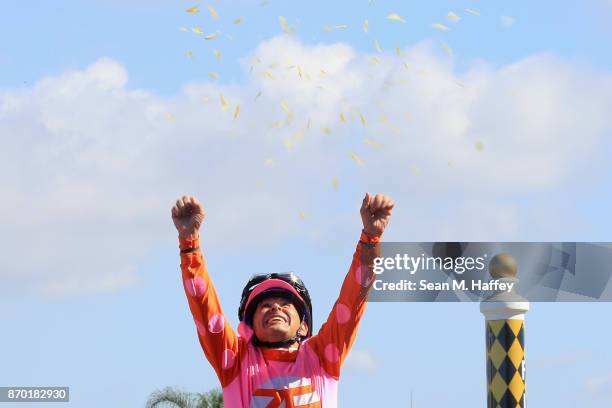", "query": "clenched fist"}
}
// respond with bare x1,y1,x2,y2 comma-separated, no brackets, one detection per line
360,193,394,237
171,195,205,239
